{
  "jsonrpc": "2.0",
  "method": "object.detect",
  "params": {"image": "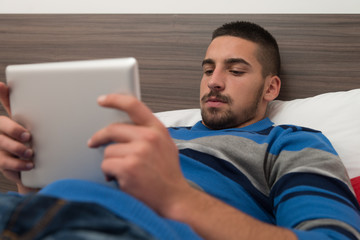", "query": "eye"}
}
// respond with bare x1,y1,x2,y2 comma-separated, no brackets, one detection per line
203,69,214,76
229,70,245,76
